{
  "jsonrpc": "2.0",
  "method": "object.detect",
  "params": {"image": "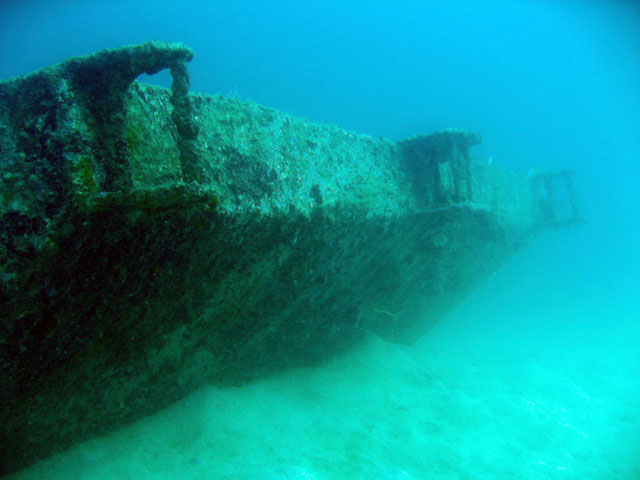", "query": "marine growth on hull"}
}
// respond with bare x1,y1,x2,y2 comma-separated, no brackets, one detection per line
0,41,581,475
